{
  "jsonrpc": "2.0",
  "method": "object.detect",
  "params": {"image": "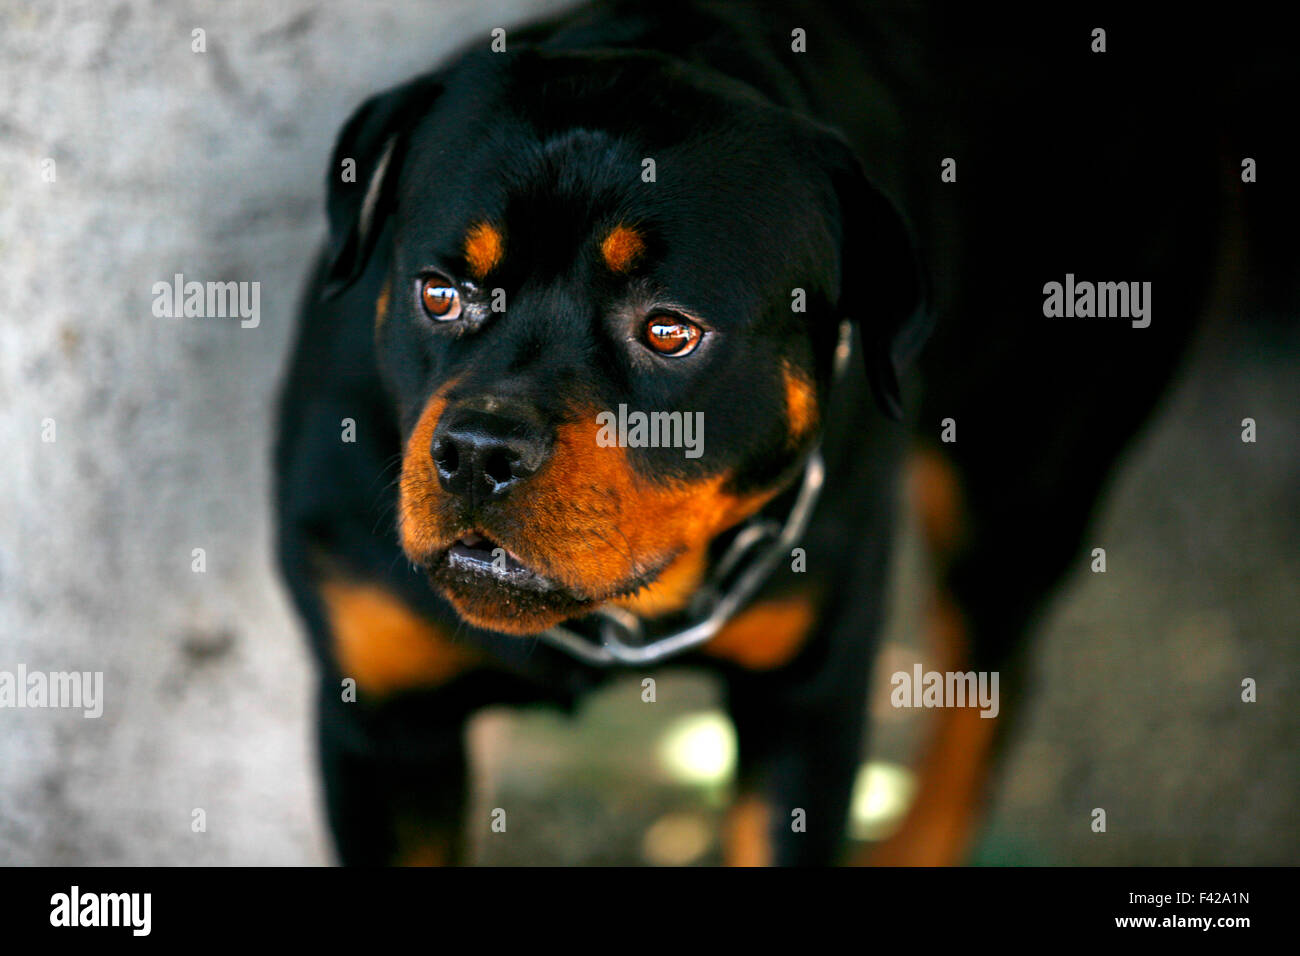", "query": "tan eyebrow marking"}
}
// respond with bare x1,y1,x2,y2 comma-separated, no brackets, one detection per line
600,224,645,273
464,222,504,279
